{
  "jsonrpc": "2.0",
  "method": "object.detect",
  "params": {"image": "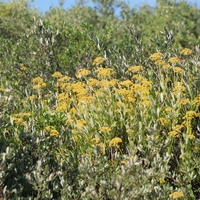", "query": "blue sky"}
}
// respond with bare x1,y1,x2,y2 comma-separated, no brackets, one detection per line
2,0,200,13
